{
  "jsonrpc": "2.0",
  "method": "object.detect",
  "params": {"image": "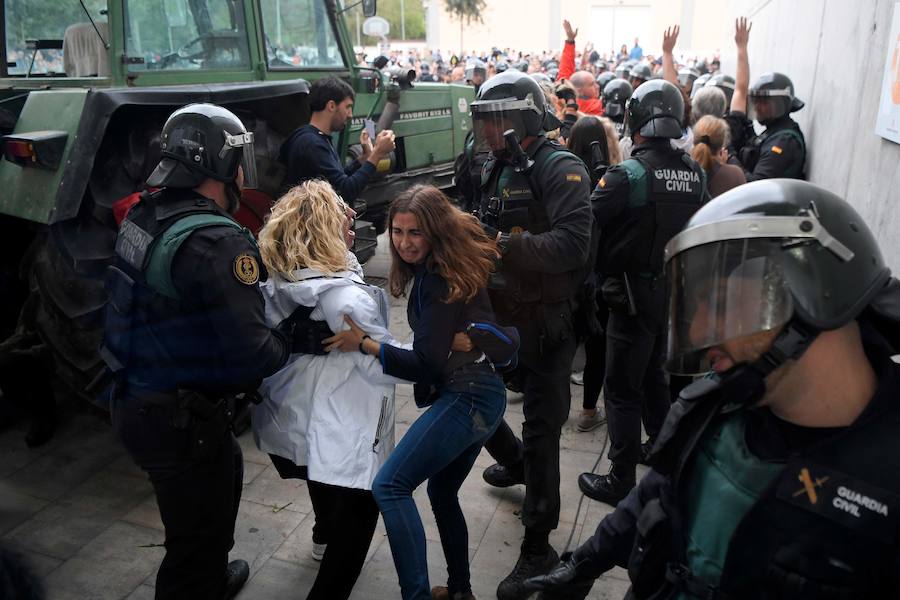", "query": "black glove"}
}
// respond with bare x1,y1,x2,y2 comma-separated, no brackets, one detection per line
276,305,333,356
522,554,596,600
